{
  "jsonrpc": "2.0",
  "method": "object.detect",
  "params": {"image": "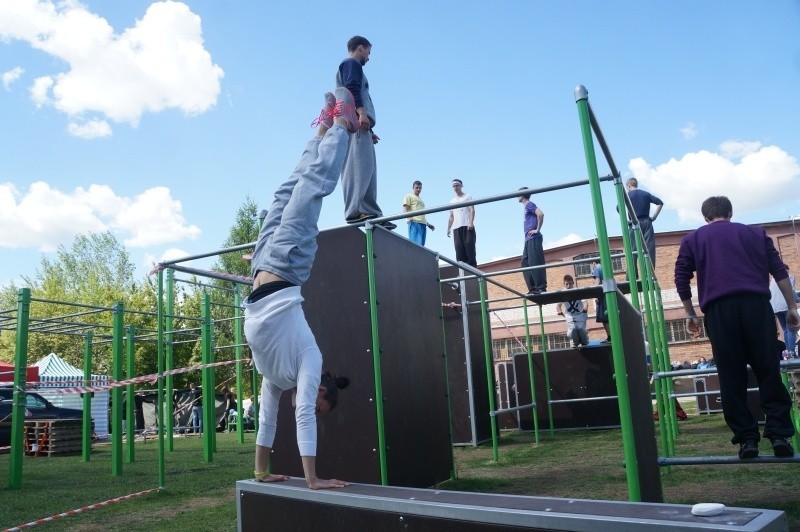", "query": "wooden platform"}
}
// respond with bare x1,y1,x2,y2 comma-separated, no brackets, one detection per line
236,478,788,531
24,419,84,457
